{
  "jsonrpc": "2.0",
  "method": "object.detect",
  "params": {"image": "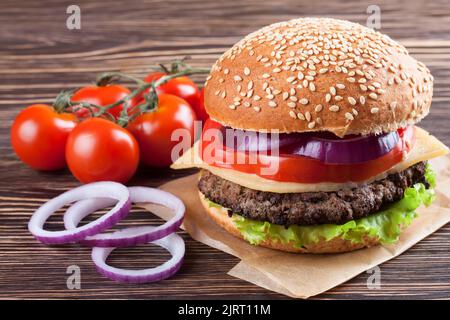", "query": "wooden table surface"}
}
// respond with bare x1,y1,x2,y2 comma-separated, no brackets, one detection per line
1,0,450,299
